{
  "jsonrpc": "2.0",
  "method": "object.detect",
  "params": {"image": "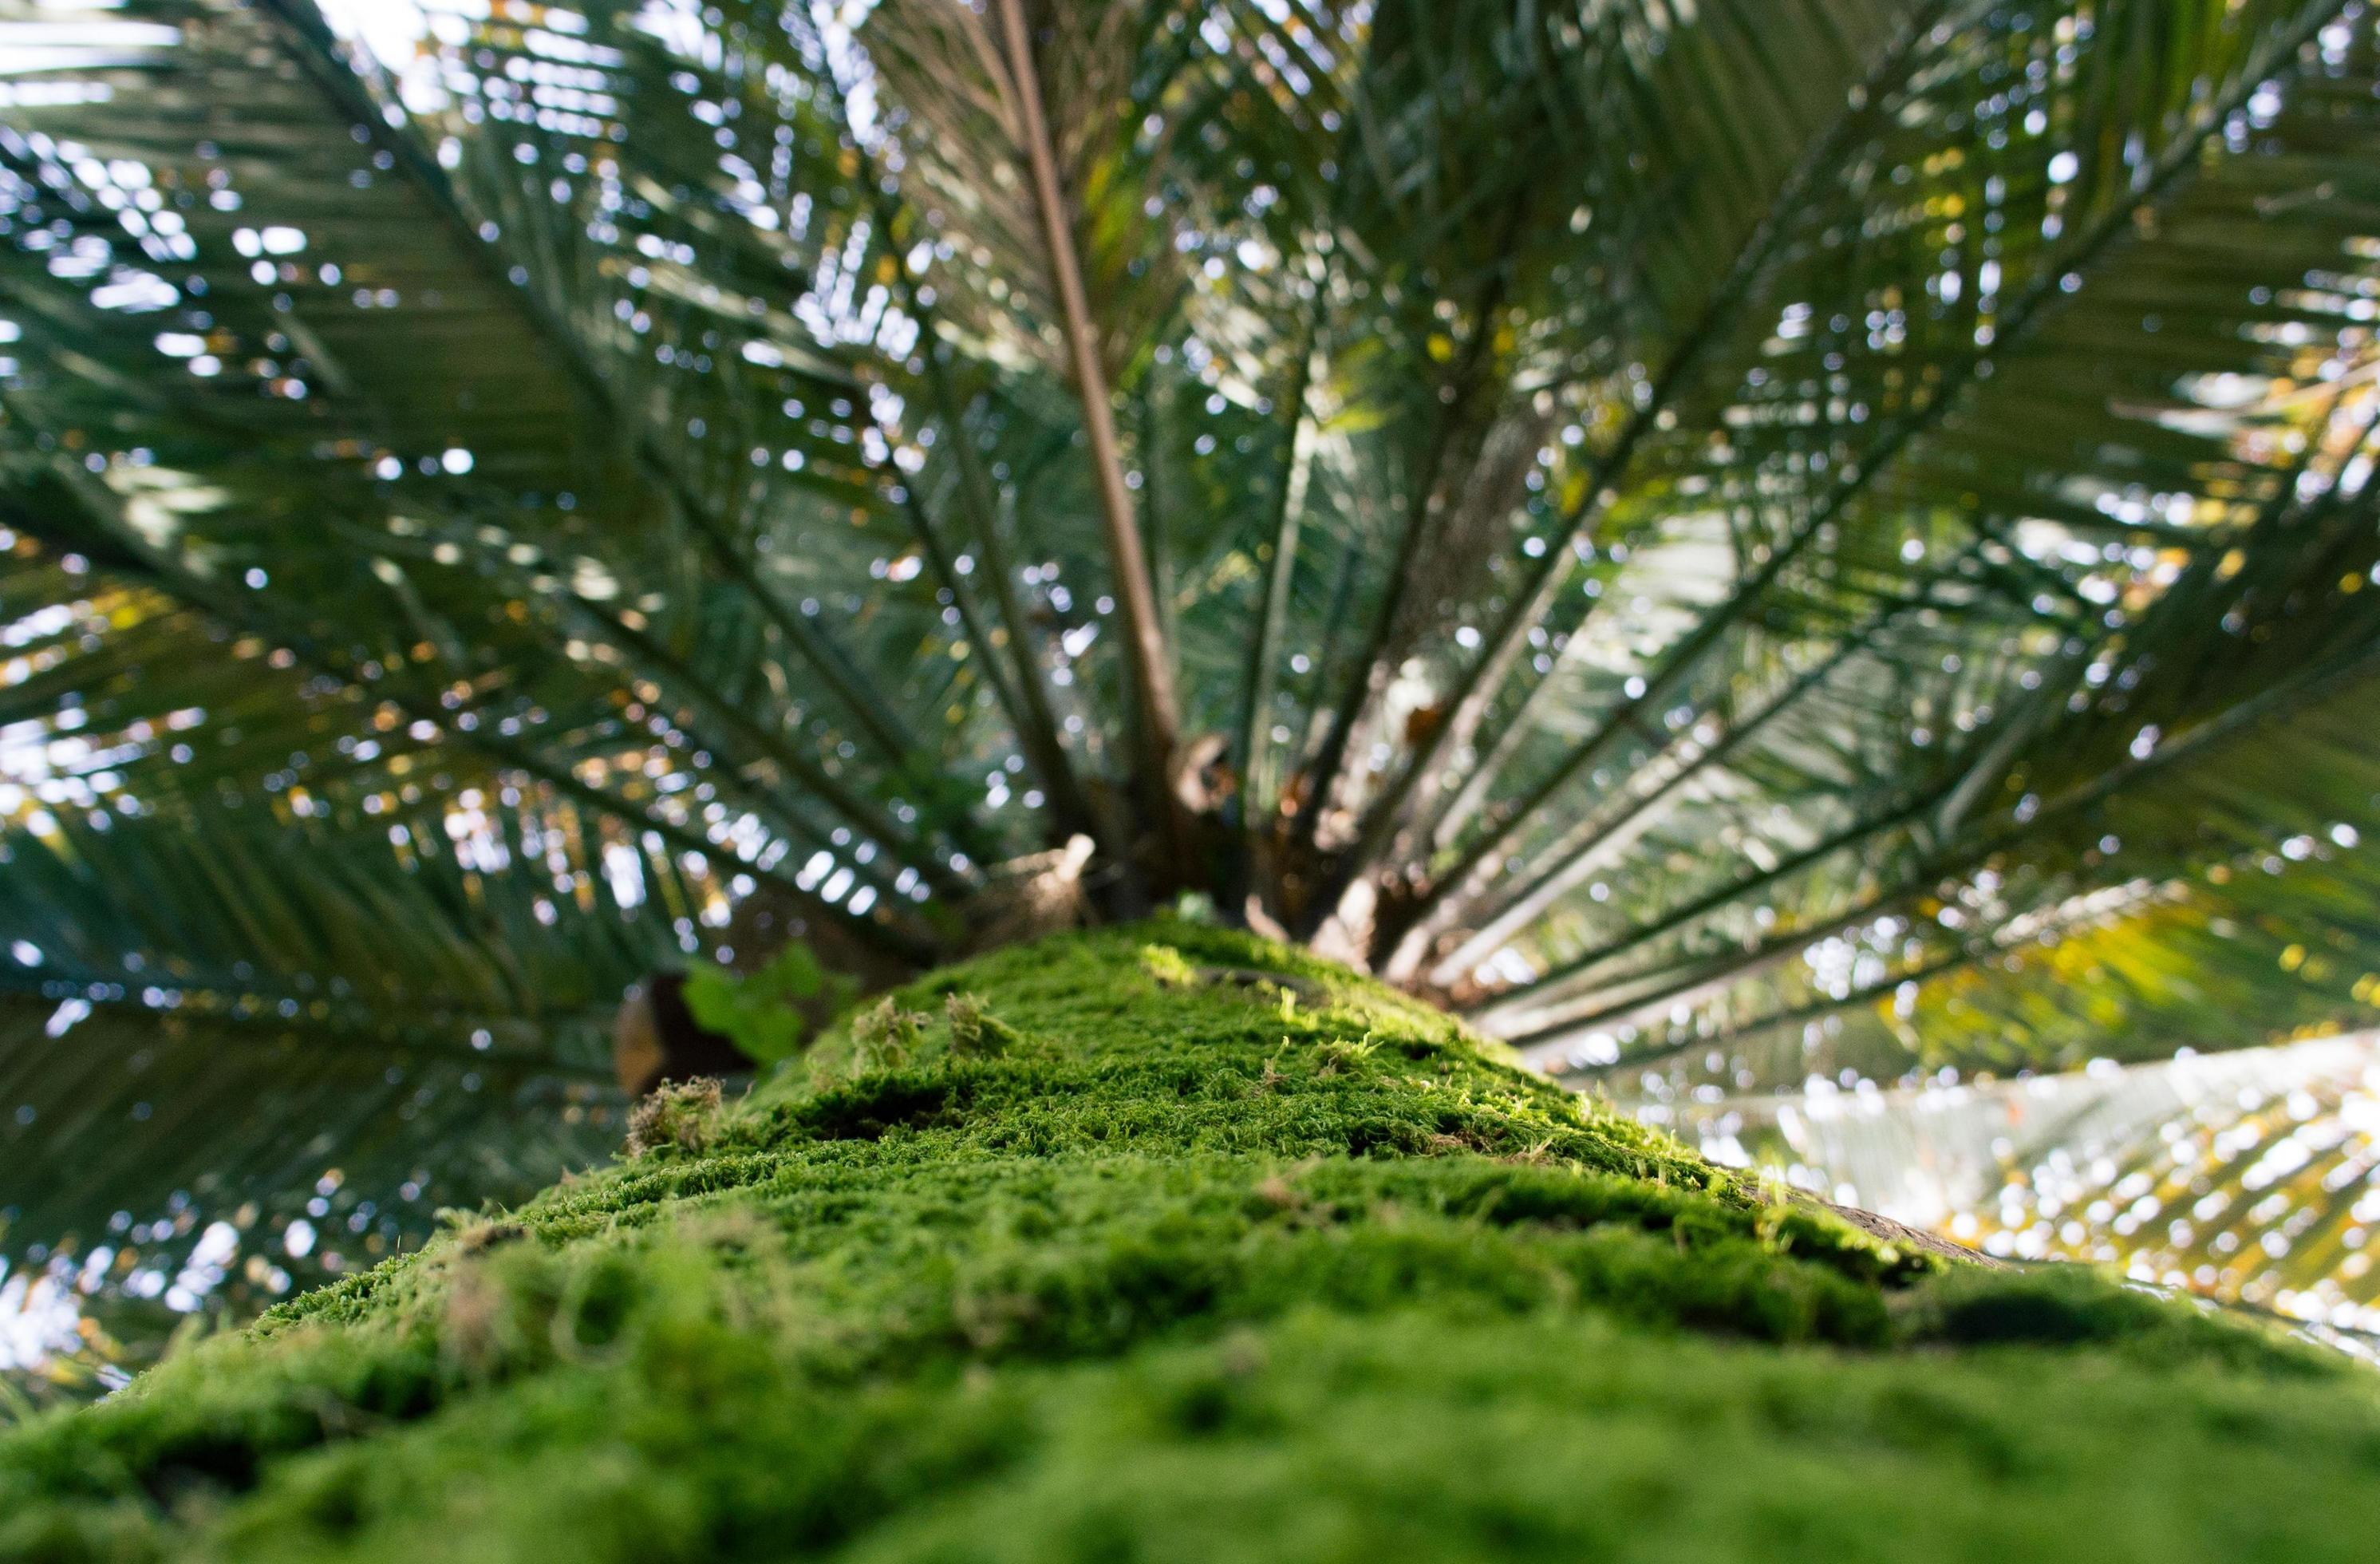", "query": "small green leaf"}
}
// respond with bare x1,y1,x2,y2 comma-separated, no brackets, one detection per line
682,944,849,1066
